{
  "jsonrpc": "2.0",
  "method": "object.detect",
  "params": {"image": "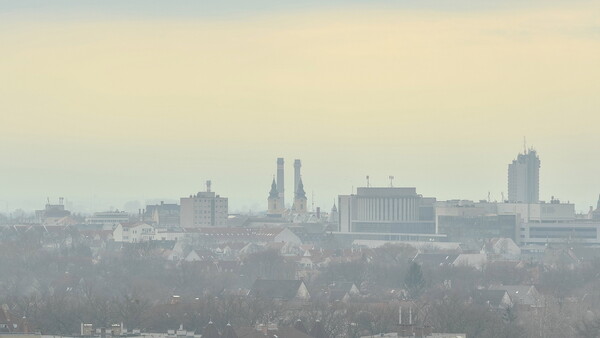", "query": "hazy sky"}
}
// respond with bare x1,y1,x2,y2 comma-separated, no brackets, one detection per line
1,1,599,213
